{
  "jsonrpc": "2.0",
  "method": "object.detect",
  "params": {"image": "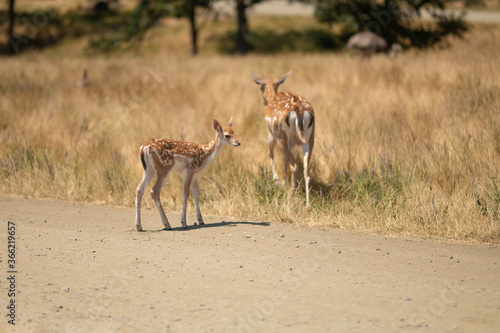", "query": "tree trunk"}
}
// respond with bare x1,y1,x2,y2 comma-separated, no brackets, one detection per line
236,0,249,55
188,1,198,56
7,0,16,55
